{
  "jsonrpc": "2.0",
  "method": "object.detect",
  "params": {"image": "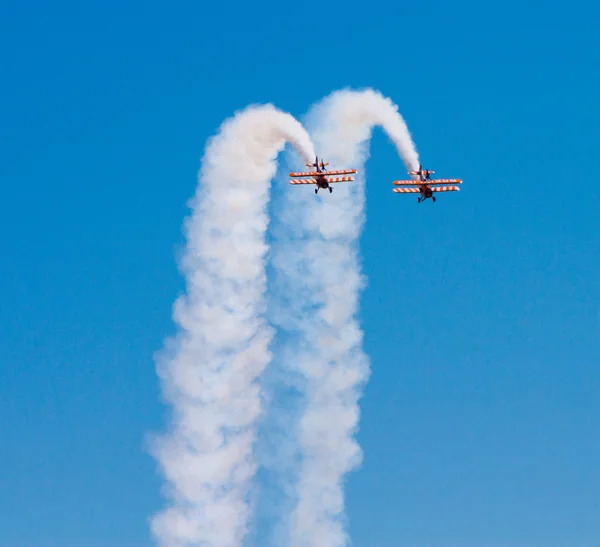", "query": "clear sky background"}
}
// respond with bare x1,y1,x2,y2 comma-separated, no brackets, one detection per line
1,0,599,546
